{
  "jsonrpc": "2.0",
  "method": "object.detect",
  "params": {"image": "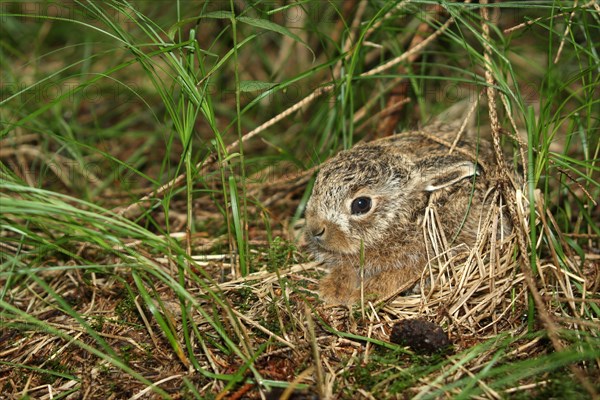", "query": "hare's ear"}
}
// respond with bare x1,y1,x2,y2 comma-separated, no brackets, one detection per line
421,161,480,192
